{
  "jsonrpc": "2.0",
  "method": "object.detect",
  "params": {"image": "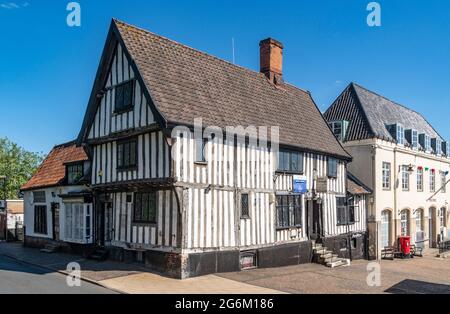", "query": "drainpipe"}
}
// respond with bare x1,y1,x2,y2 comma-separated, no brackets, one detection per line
393,147,398,246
